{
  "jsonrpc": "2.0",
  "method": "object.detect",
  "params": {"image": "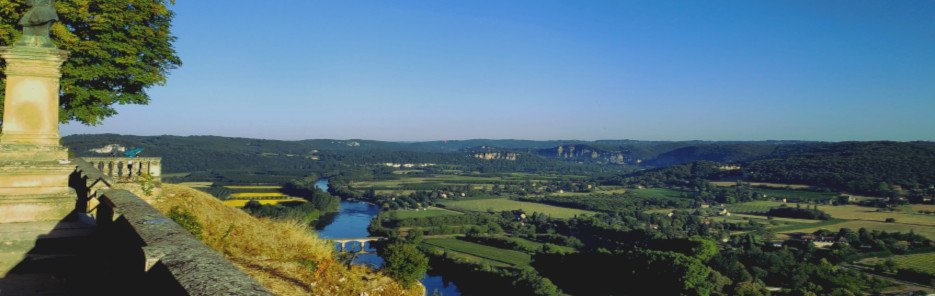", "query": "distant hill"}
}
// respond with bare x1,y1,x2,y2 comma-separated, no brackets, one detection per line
67,134,933,193
743,141,935,195
640,143,809,167
61,134,629,179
